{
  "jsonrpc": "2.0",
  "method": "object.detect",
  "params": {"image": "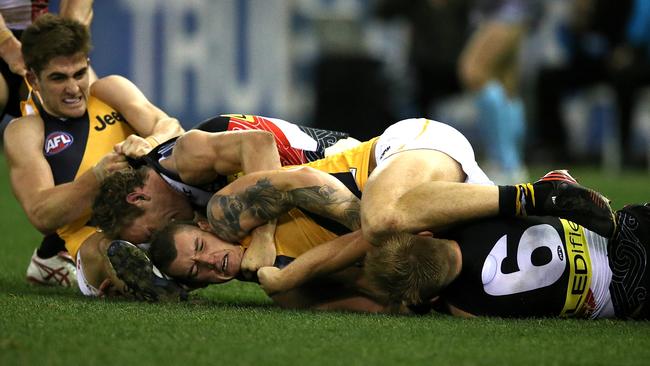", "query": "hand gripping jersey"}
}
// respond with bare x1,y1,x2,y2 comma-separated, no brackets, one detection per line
442,213,648,319
30,94,136,258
